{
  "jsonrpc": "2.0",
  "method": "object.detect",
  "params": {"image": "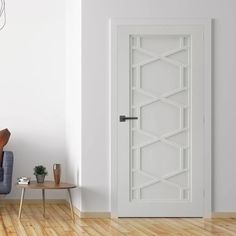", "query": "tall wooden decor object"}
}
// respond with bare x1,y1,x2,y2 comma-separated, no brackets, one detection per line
53,164,61,185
